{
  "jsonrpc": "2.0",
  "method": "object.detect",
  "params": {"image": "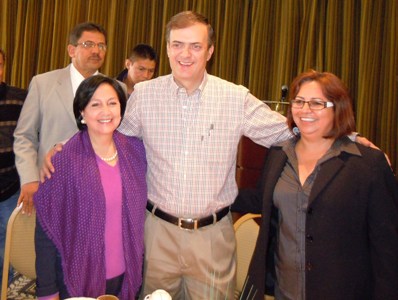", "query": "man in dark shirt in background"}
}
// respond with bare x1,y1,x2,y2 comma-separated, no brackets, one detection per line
116,44,157,96
0,48,27,290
